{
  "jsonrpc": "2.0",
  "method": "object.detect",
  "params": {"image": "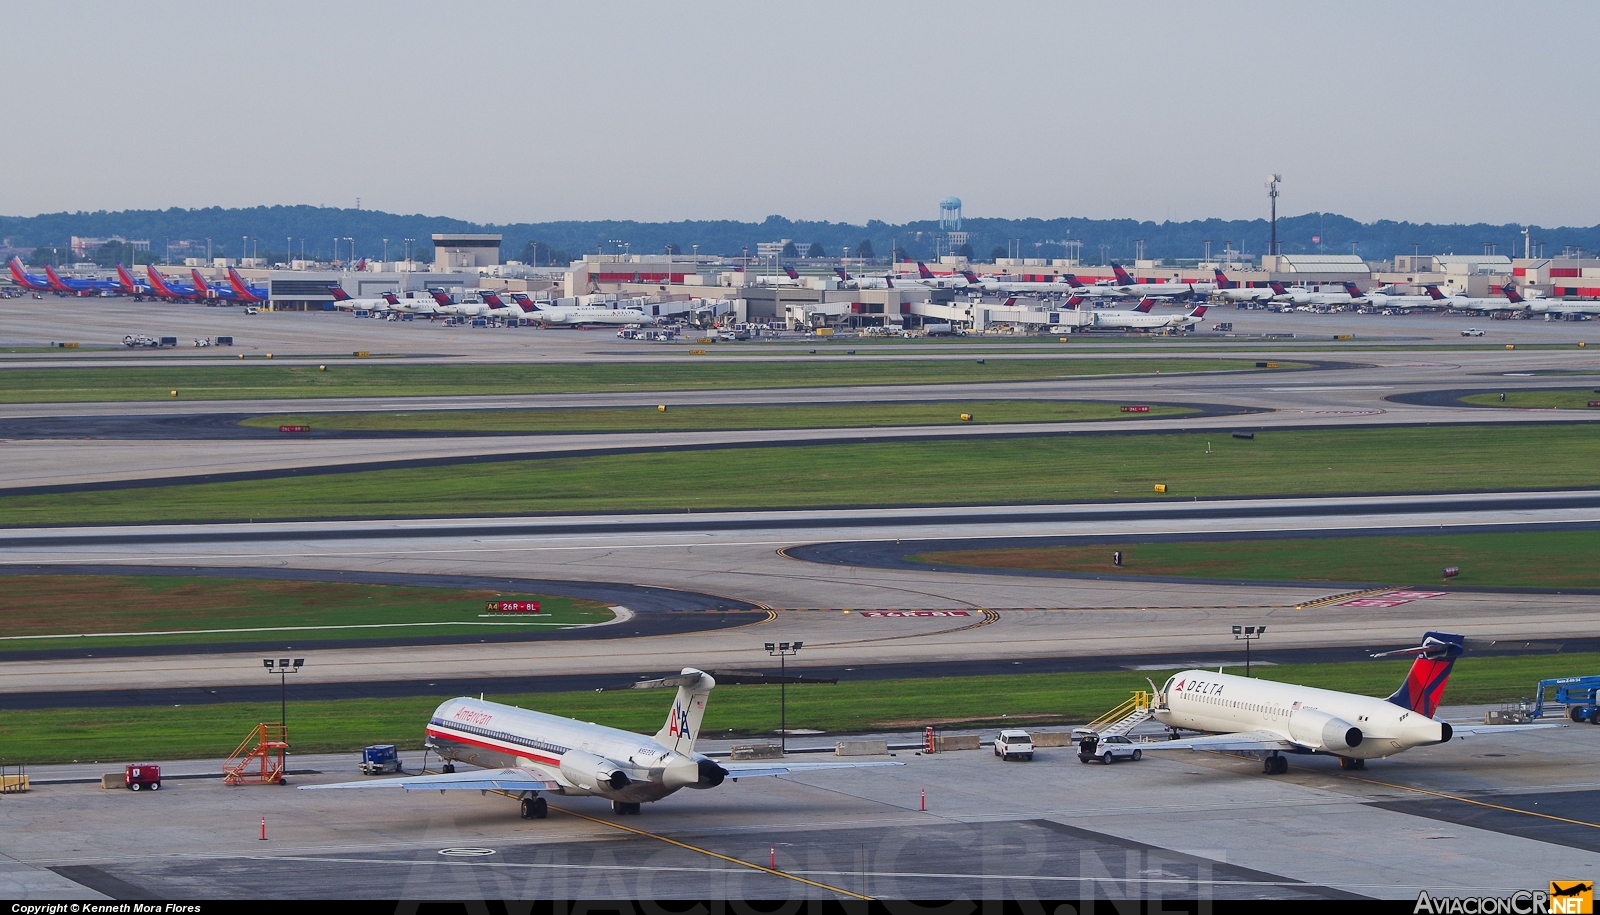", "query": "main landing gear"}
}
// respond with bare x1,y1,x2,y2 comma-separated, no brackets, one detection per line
1262,754,1289,775
1338,757,1366,771
441,763,455,774
611,800,641,816
519,796,549,820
